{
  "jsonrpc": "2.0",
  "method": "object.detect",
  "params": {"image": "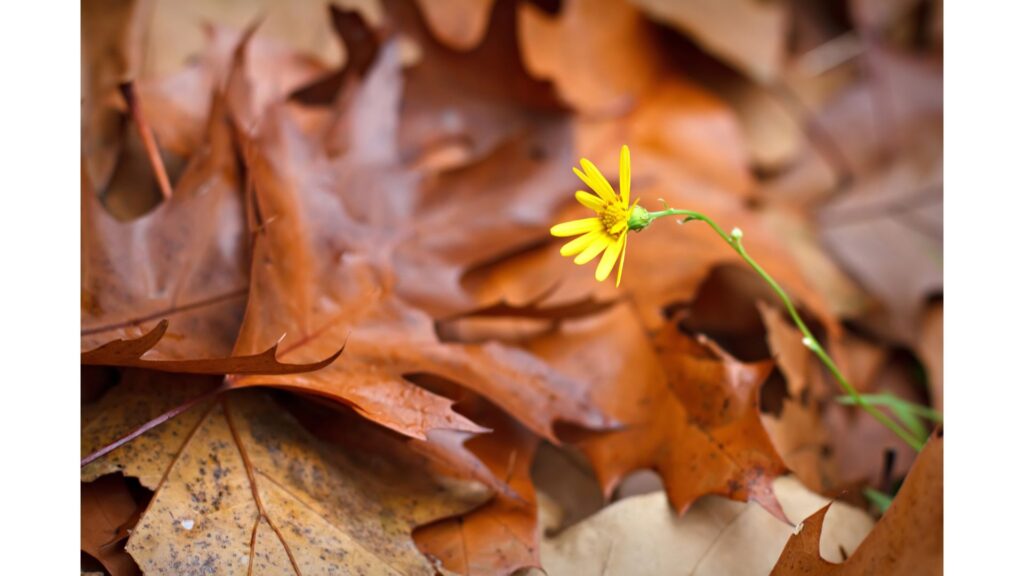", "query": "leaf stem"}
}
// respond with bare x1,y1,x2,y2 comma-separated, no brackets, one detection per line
647,207,926,452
